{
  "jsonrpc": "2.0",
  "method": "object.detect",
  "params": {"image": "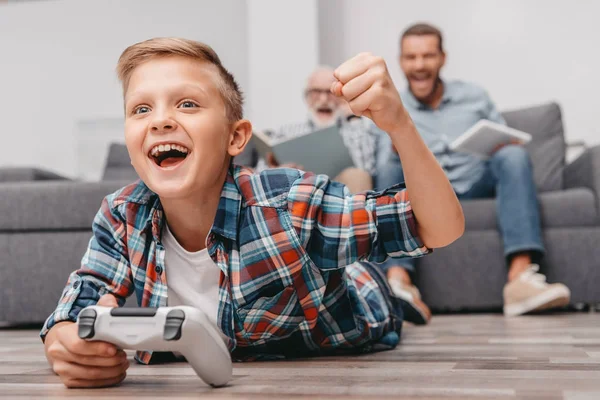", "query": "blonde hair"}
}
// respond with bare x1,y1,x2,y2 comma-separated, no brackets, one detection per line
116,37,243,121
